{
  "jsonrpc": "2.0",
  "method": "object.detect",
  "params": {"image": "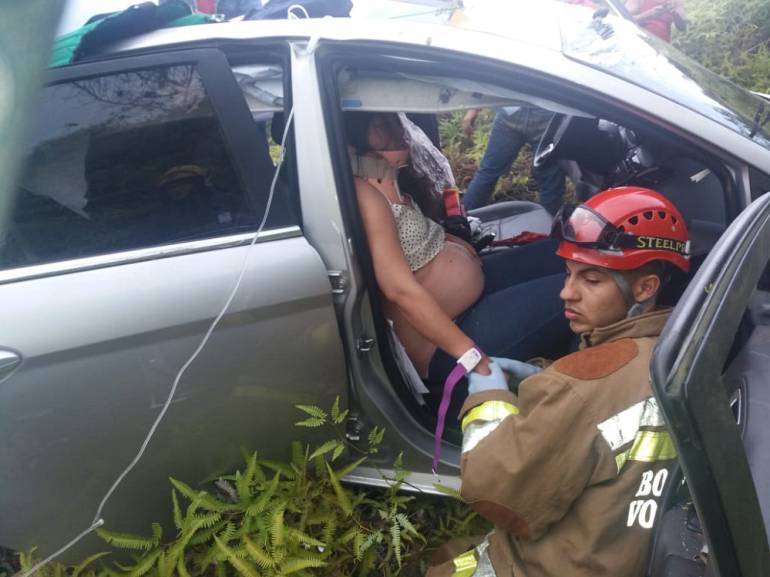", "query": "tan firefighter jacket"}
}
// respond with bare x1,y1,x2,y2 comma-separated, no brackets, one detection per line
428,309,677,577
